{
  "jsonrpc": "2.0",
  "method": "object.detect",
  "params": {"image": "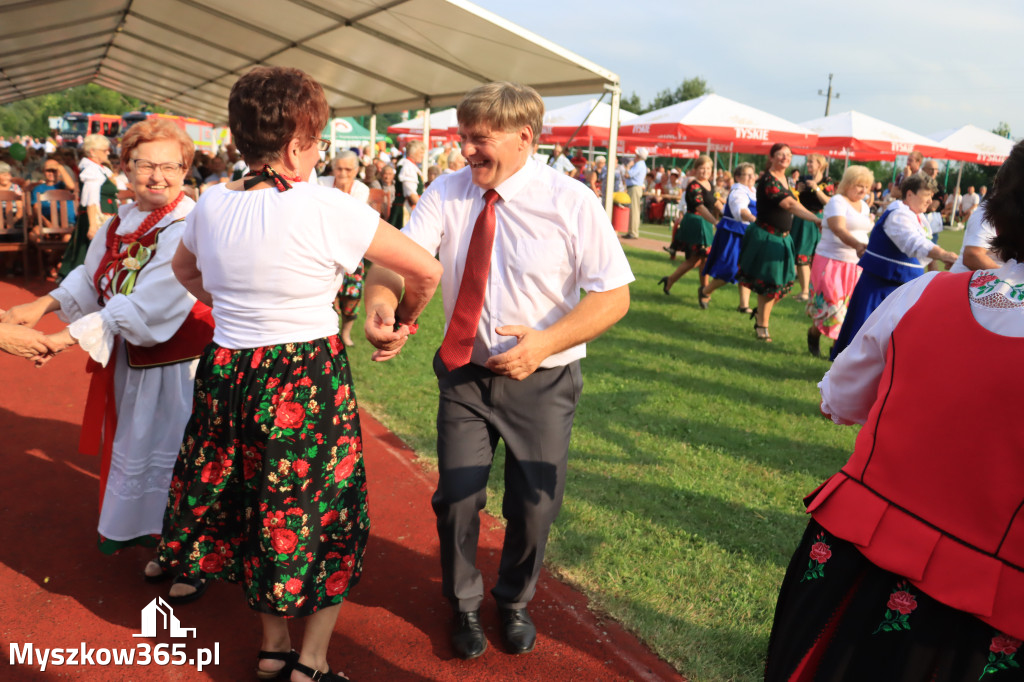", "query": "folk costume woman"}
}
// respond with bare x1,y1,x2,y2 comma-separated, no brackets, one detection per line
791,153,834,301
696,163,757,312
805,165,874,358
57,134,119,280
829,172,957,360
764,141,1024,682
156,67,441,682
659,155,721,298
1,119,207,567
736,144,822,342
